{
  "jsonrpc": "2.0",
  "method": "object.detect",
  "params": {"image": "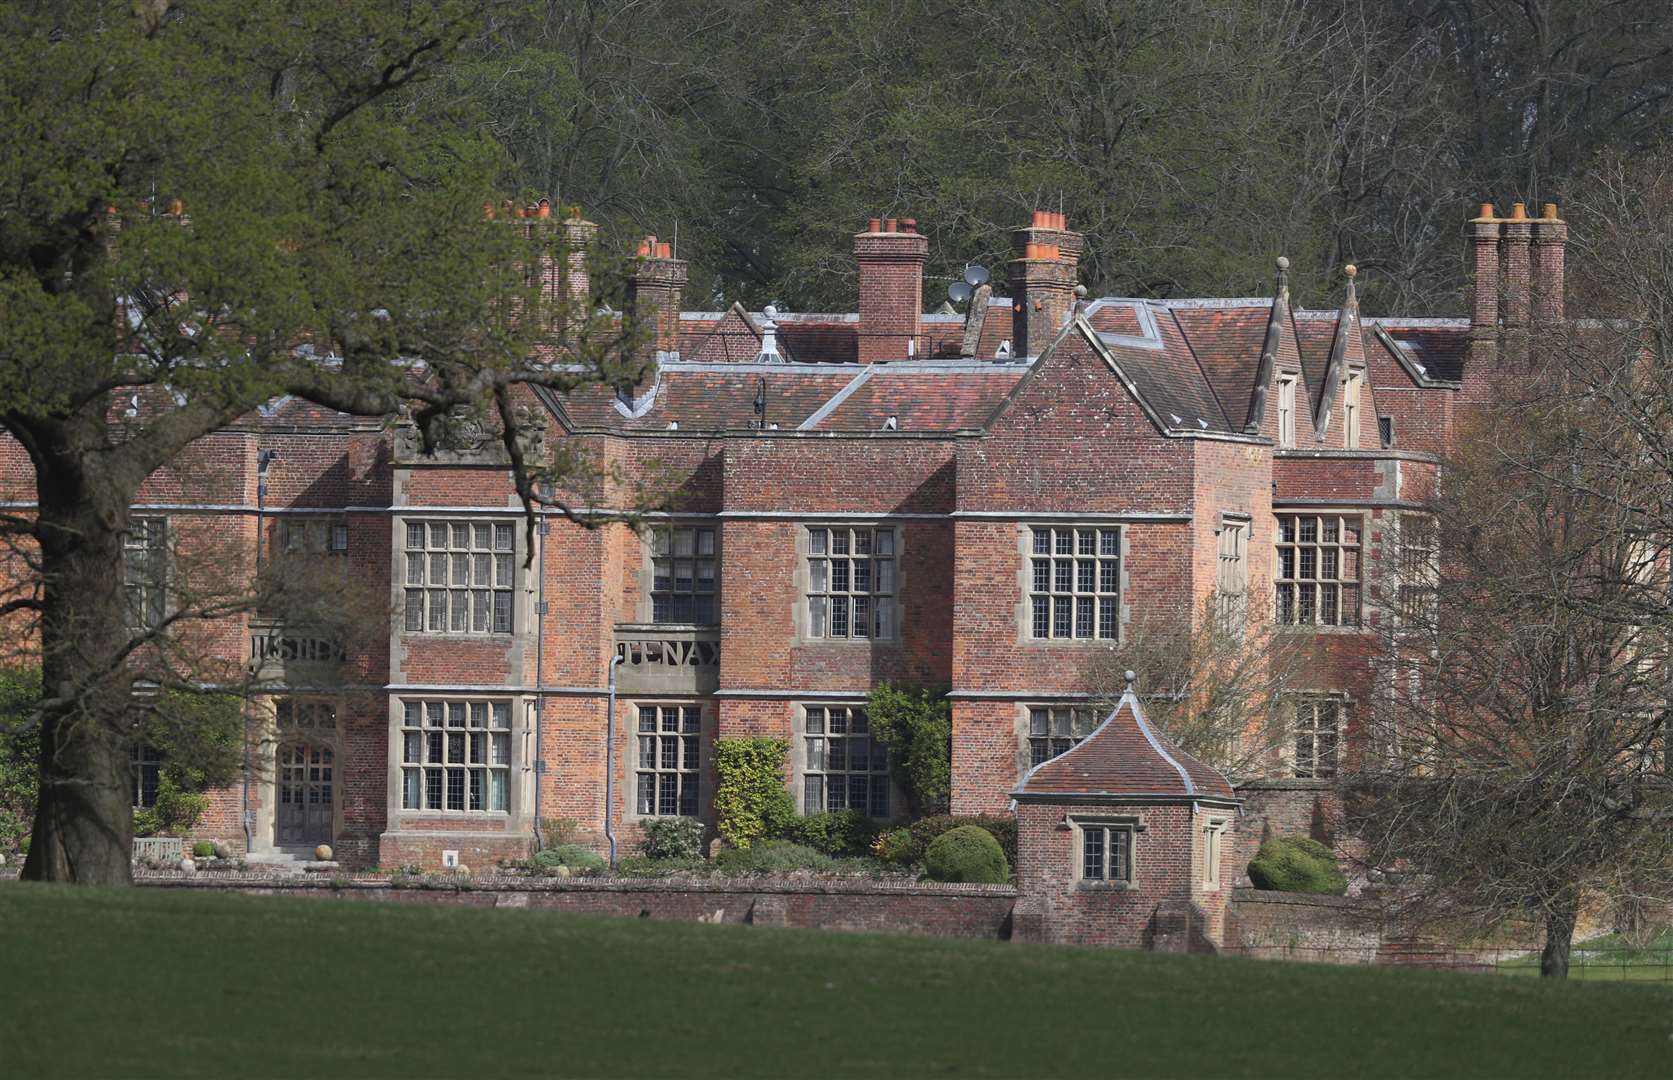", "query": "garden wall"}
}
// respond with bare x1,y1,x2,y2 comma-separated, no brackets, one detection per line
128,872,1019,939
1222,887,1382,964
